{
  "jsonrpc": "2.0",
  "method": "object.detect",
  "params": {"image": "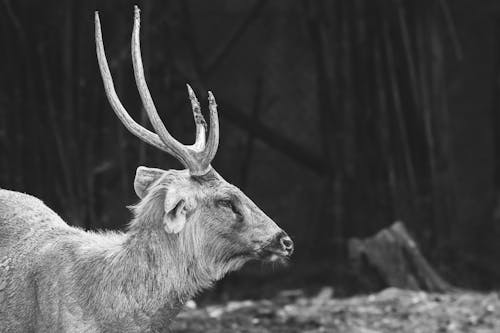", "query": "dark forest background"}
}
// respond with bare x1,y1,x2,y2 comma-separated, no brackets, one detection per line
1,0,500,297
